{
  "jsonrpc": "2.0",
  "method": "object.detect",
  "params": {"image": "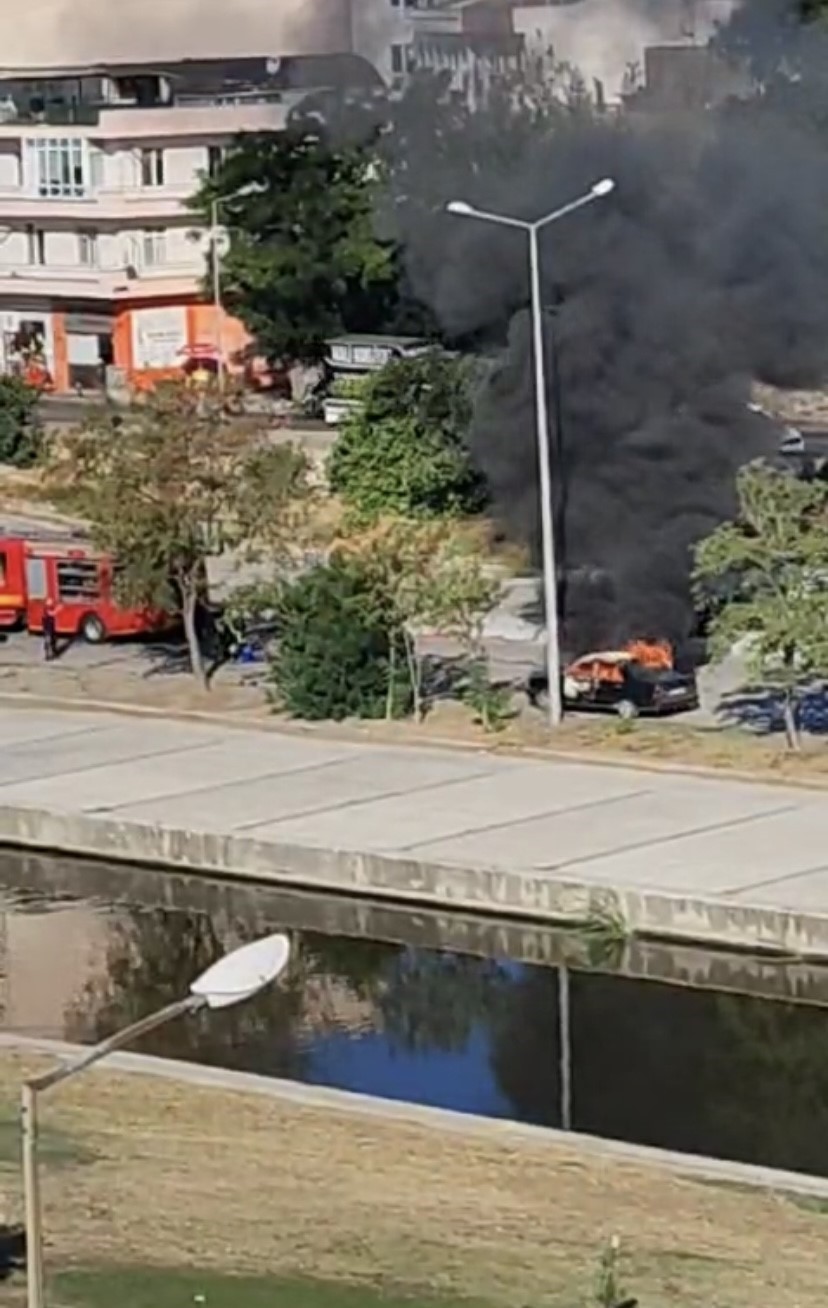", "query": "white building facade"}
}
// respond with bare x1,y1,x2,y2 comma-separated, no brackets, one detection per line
0,55,380,392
